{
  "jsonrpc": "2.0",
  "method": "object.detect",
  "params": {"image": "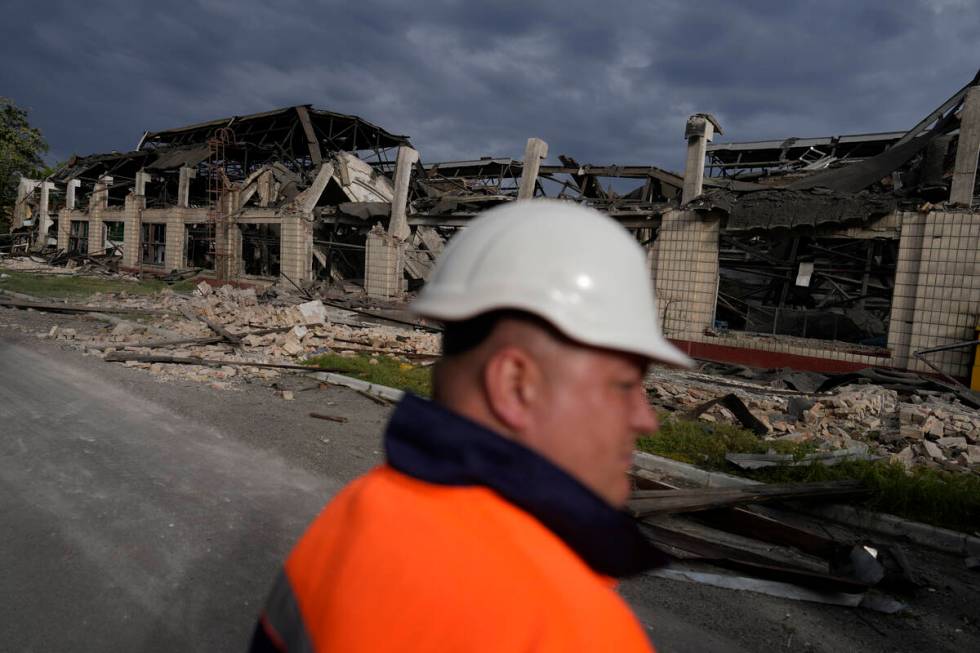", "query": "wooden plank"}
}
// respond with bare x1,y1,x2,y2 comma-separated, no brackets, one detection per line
180,305,241,346
0,296,170,315
627,480,865,518
309,412,348,423
630,468,846,559
103,351,338,372
640,515,870,593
